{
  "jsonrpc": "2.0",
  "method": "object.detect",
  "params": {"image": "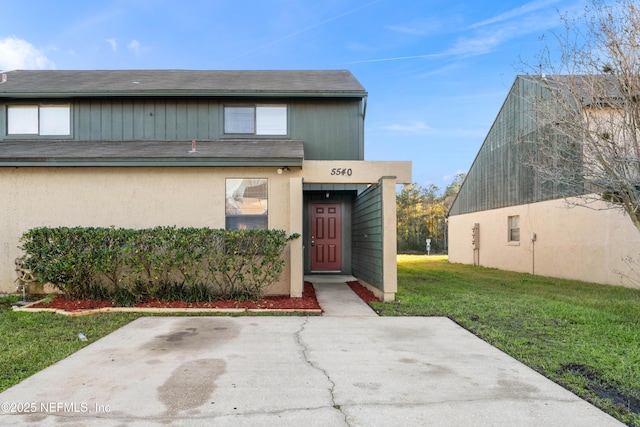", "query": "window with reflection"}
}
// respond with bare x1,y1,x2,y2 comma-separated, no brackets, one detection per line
225,178,268,229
